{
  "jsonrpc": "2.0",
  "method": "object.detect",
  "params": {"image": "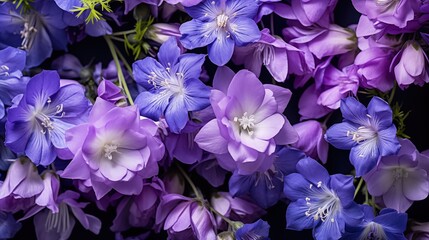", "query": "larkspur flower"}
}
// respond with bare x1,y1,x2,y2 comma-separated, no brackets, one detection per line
364,139,429,213
179,0,261,66
235,219,270,240
5,70,91,166
133,37,210,133
325,96,401,176
195,67,298,175
284,157,363,240
61,98,165,200
342,206,407,240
